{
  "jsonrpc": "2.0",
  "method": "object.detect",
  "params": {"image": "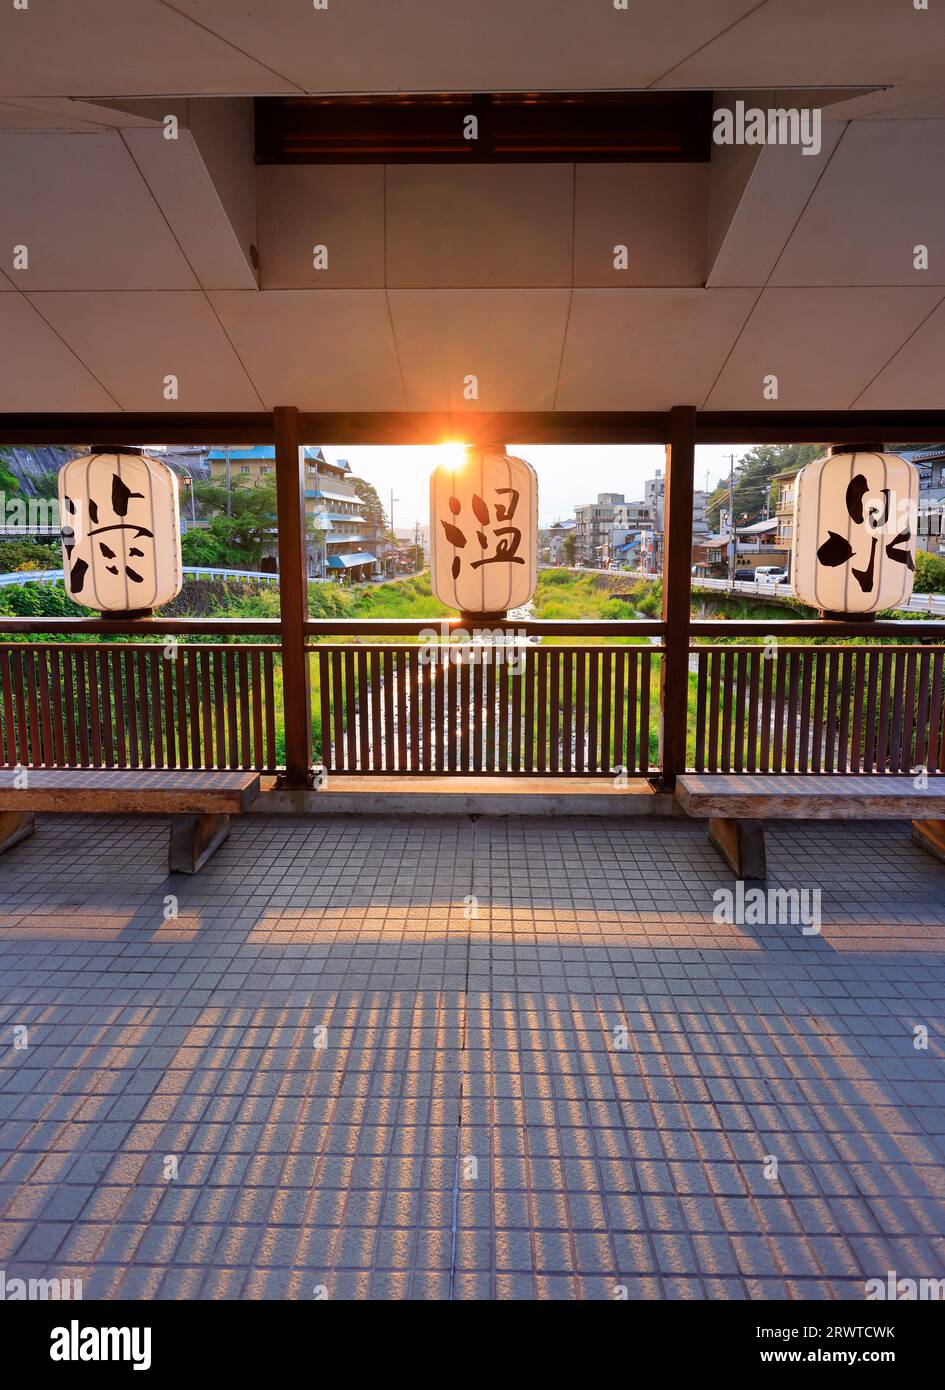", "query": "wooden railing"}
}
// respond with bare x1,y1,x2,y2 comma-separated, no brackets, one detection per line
313,643,662,775
691,645,945,775
0,644,280,774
